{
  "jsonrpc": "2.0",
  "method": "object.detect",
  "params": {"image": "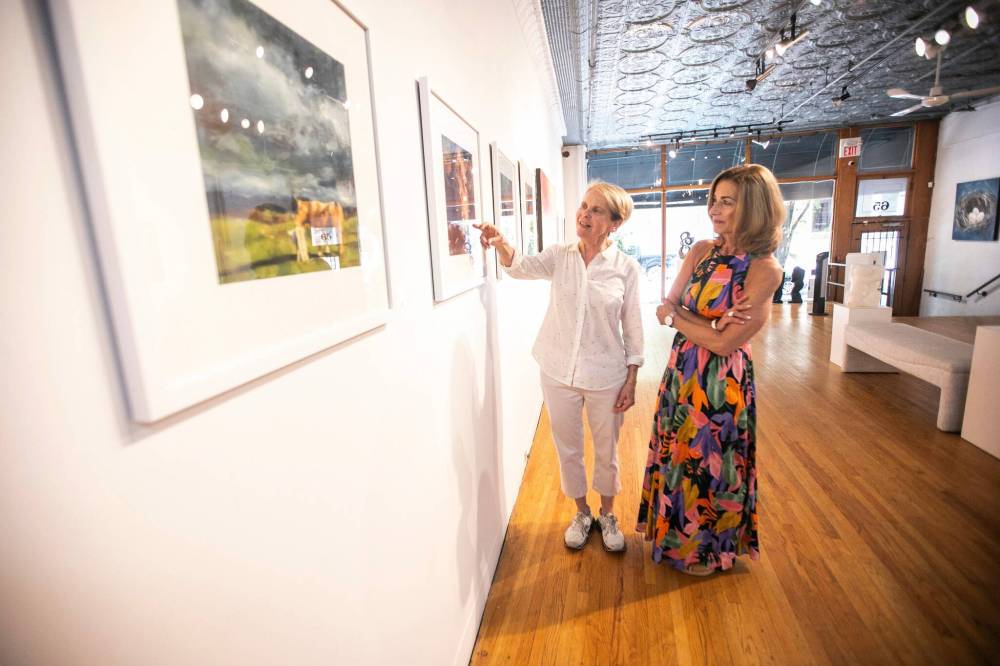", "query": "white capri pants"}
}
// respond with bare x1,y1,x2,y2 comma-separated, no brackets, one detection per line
540,371,624,499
